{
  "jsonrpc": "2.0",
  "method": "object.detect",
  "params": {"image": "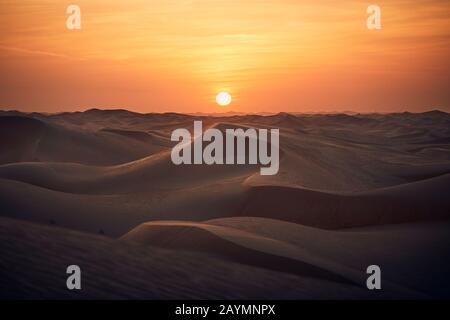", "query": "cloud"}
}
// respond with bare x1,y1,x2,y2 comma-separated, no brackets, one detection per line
0,45,80,60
